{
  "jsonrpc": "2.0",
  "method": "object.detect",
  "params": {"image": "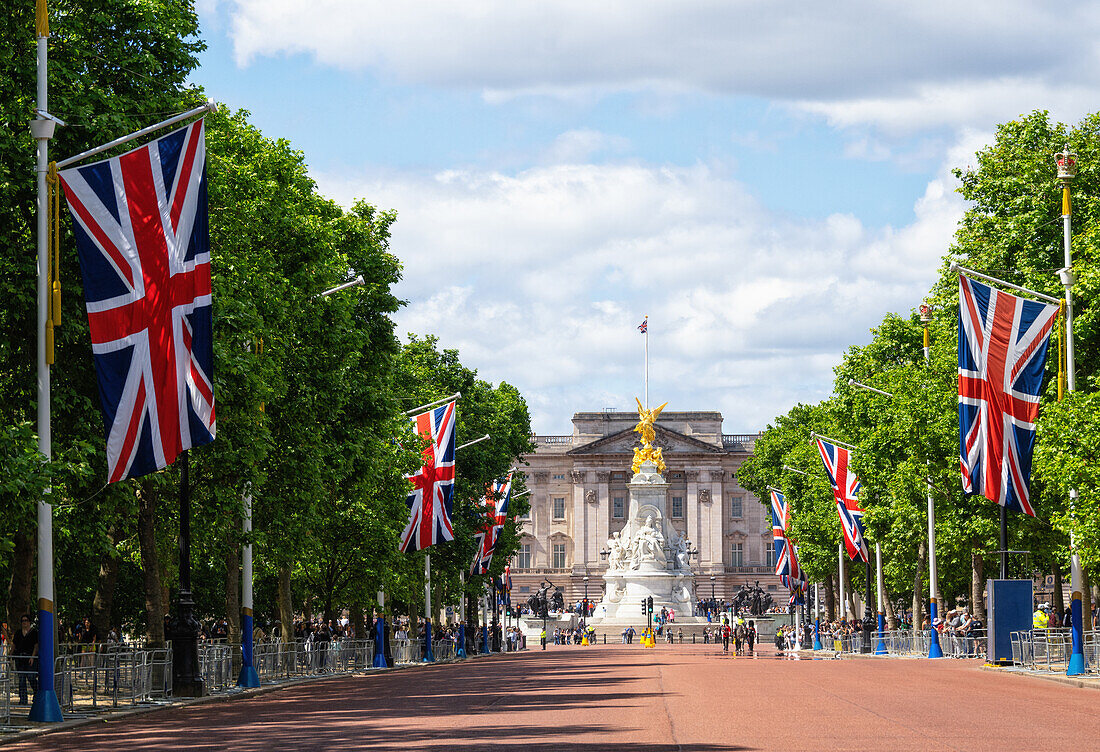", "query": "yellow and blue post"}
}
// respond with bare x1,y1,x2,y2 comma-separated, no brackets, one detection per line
875,543,888,655
237,486,260,687
1057,145,1085,676
29,0,63,722
920,305,944,659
